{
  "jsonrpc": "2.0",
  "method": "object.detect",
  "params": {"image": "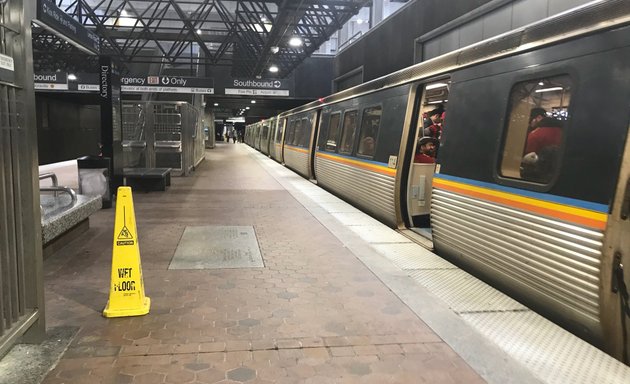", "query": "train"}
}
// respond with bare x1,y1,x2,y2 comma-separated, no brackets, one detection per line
244,0,630,363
